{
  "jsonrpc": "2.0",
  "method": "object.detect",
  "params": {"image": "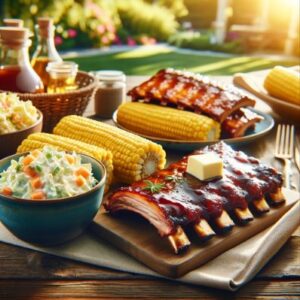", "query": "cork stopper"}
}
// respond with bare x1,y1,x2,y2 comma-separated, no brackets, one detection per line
0,27,31,47
37,17,54,37
38,17,53,28
3,18,24,27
